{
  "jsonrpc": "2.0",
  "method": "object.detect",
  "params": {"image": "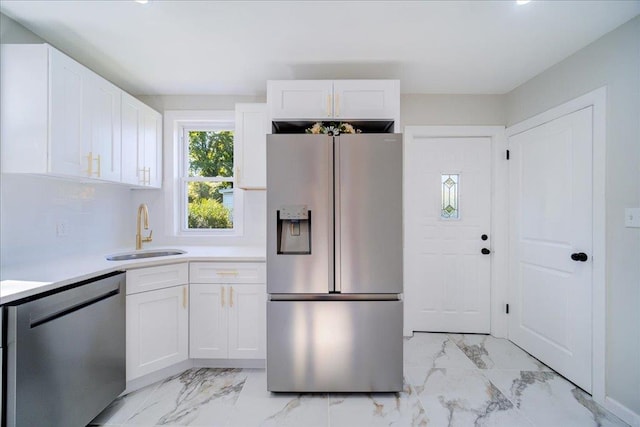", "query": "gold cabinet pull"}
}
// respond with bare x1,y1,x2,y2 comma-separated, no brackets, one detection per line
86,152,101,177
138,167,151,185
230,286,234,308
326,94,332,117
86,152,93,176
216,271,239,277
335,93,340,117
183,286,188,309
